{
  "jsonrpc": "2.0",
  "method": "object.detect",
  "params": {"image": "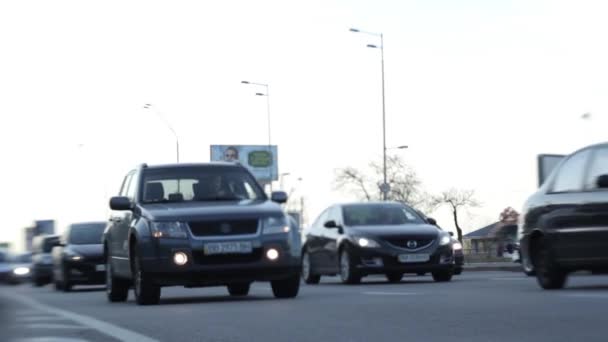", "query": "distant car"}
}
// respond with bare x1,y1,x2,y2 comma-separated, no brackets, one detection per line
519,142,608,289
104,163,301,305
301,202,458,284
0,251,32,285
52,222,106,291
31,235,60,286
